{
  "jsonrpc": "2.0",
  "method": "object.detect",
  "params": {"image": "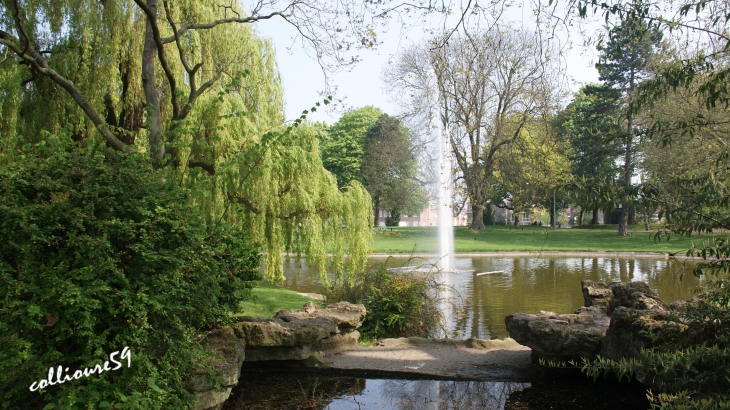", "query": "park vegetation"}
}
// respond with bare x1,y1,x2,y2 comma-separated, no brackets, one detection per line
2,0,730,408
320,107,427,226
0,0,416,407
